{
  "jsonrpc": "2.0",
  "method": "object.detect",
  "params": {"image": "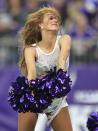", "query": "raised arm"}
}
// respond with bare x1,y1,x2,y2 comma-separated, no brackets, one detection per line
24,46,37,81
58,35,71,70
